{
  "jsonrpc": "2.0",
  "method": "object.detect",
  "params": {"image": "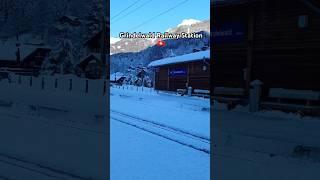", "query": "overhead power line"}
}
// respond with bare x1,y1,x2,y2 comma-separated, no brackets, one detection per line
112,0,155,24
111,0,143,20
127,0,189,32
